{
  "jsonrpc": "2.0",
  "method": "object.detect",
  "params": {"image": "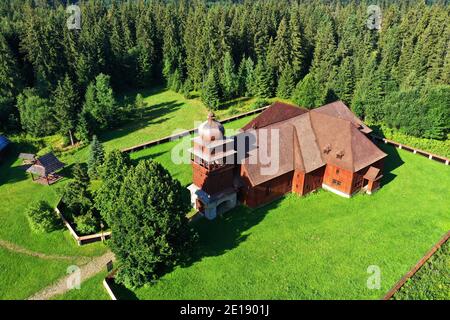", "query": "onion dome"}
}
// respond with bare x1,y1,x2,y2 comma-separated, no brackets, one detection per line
198,112,225,143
